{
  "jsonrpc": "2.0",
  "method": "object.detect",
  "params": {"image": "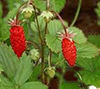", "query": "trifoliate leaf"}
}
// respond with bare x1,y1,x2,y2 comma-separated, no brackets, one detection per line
76,42,99,58
68,27,87,44
88,35,100,48
77,56,100,87
45,34,61,53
